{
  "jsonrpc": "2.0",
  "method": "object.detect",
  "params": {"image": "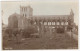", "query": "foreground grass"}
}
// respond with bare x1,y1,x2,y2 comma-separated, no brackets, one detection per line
3,32,78,50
